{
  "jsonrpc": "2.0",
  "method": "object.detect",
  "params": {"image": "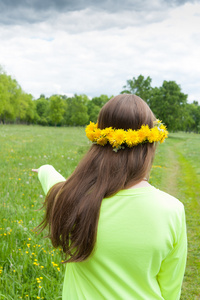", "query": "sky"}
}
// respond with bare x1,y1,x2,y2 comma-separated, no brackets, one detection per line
0,0,200,103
